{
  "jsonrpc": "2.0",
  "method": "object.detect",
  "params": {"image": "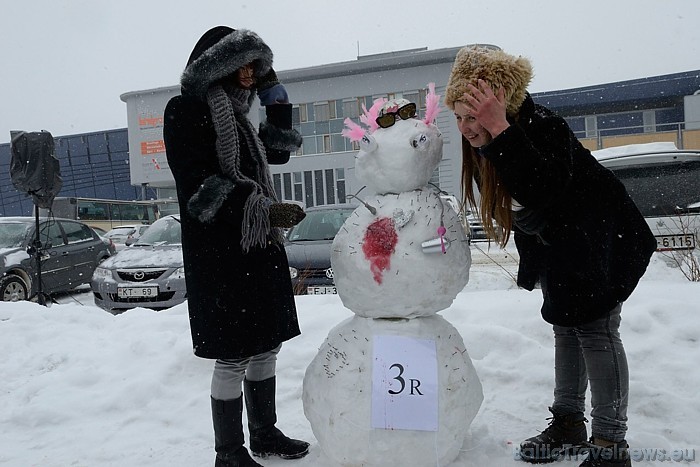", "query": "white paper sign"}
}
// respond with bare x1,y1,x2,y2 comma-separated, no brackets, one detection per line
371,335,438,431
